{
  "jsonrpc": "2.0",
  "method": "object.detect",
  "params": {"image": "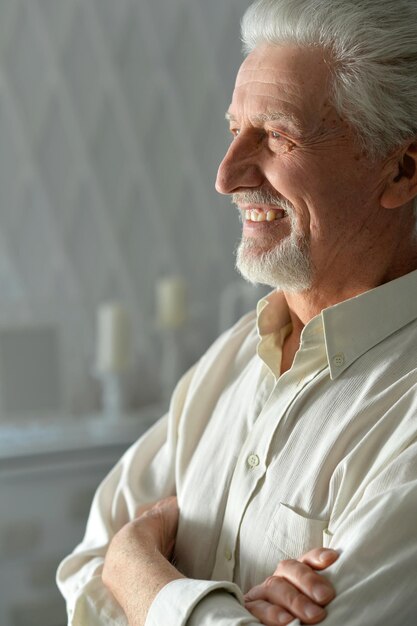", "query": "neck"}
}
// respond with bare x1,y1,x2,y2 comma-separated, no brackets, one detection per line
286,237,417,329
280,235,417,372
